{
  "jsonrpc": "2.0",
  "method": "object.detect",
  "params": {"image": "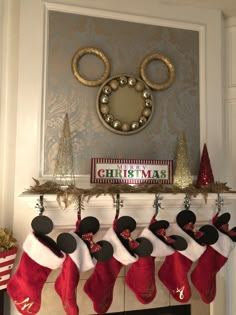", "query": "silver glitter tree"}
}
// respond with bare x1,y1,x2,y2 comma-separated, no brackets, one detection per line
53,113,75,187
